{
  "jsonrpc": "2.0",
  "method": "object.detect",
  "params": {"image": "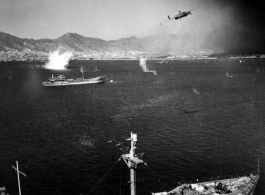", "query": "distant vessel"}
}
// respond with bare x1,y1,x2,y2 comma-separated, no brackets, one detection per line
42,74,105,86
158,60,170,64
